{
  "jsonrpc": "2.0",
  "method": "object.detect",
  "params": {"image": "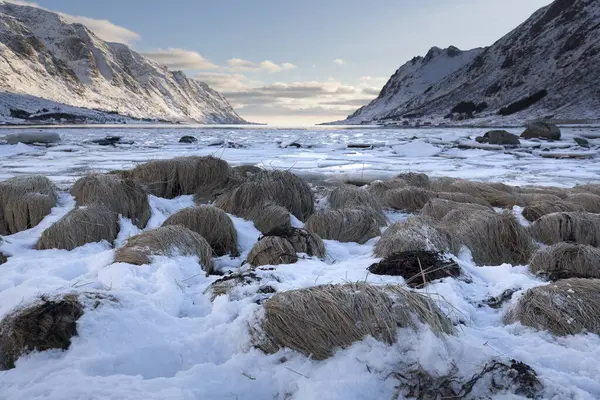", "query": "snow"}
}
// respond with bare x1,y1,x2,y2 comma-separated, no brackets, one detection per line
392,140,442,157
1,125,600,399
